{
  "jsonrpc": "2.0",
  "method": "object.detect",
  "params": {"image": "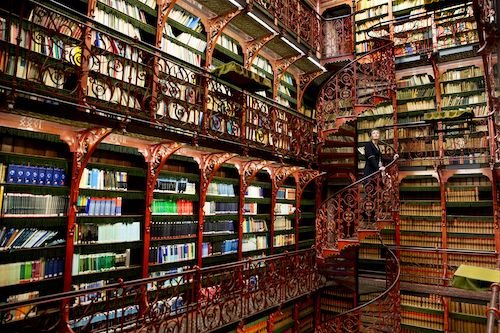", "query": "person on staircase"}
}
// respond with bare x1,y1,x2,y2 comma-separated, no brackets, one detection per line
363,129,385,177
